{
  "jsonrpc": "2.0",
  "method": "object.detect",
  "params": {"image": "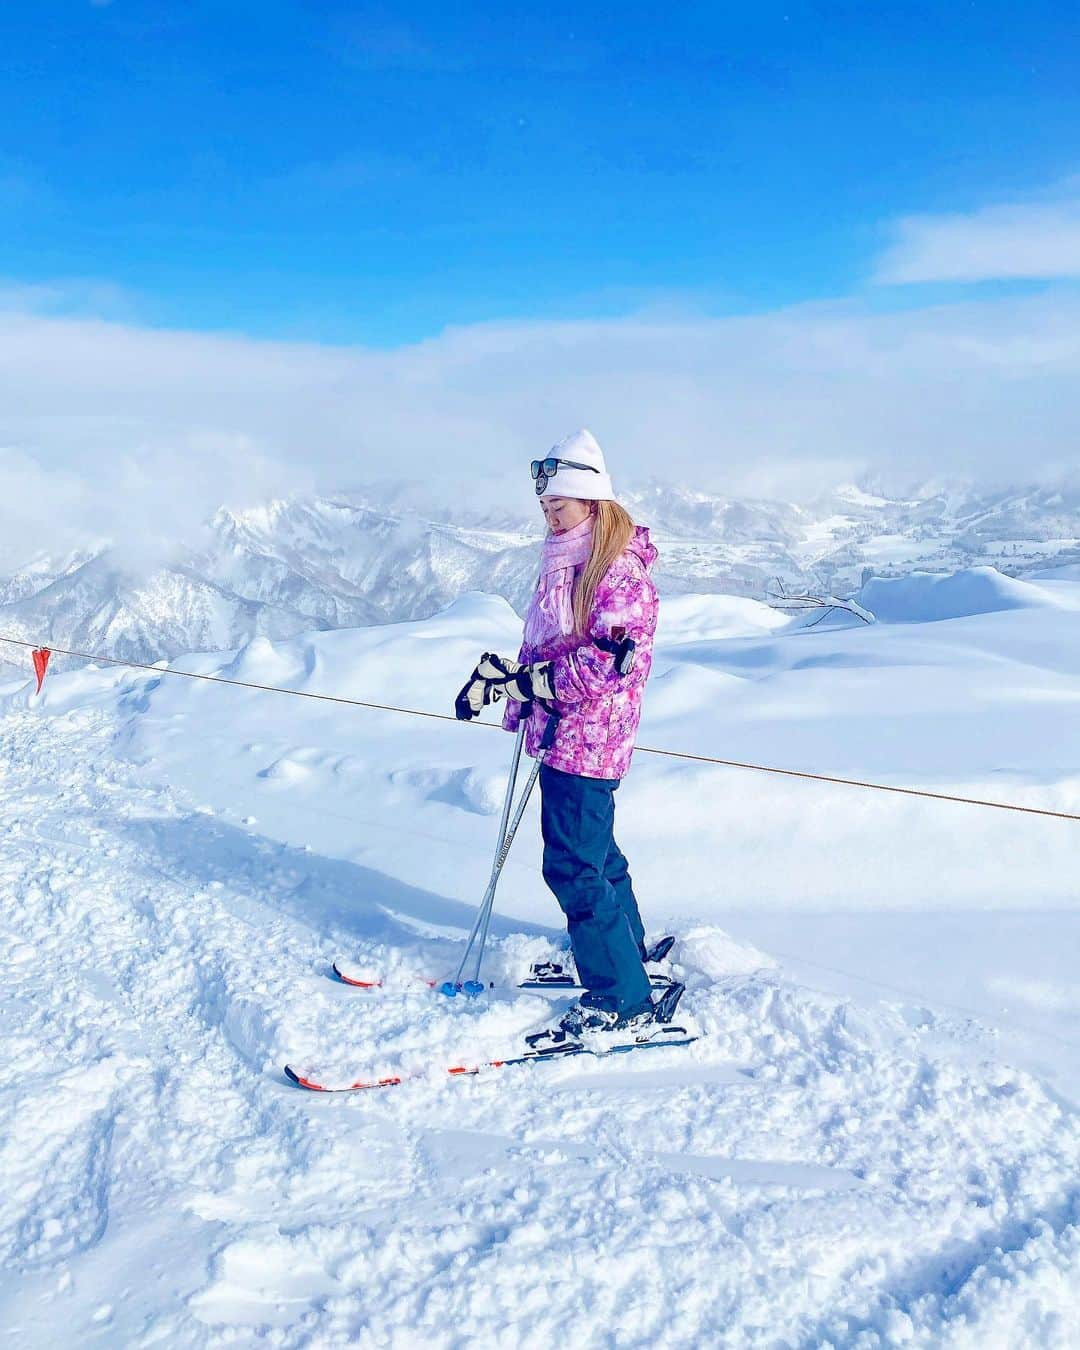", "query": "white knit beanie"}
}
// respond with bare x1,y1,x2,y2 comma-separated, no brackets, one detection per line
536,429,615,501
